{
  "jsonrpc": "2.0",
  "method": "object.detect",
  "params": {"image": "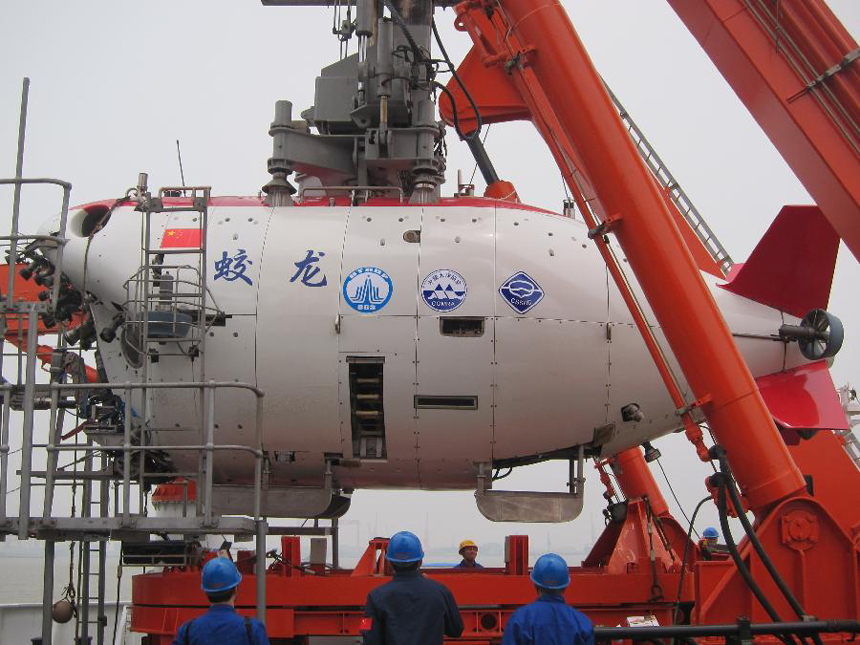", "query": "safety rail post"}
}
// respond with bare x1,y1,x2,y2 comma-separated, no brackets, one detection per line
96,459,109,645
254,384,266,623
0,387,10,527
122,384,132,524
6,78,28,310
204,381,216,526
42,375,62,518
41,539,55,645
256,519,267,624
254,389,264,521
18,309,39,539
